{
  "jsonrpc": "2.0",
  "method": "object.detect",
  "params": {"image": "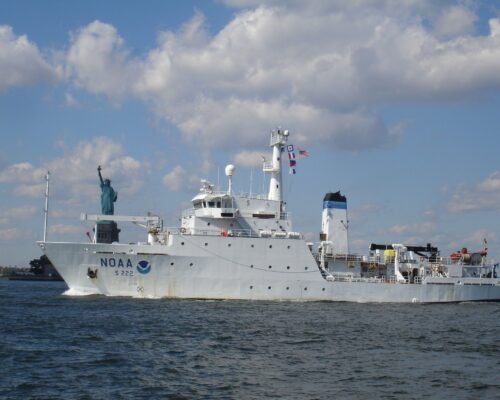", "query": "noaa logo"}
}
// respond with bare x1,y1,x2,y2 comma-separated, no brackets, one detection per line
136,260,151,274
